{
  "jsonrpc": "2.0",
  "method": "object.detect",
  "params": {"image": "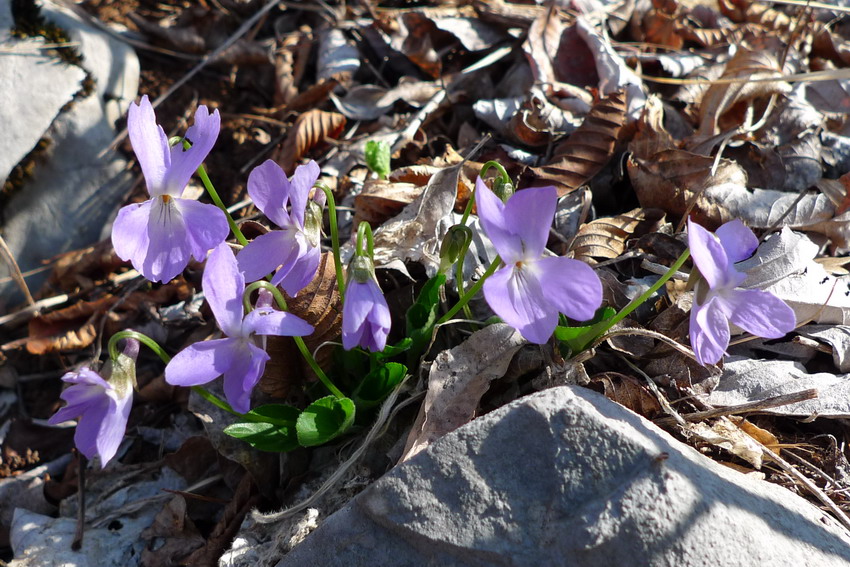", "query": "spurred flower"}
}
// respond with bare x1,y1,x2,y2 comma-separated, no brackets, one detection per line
342,256,391,352
476,177,602,344
165,243,313,413
688,218,796,365
237,159,323,295
48,362,133,467
112,95,229,283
